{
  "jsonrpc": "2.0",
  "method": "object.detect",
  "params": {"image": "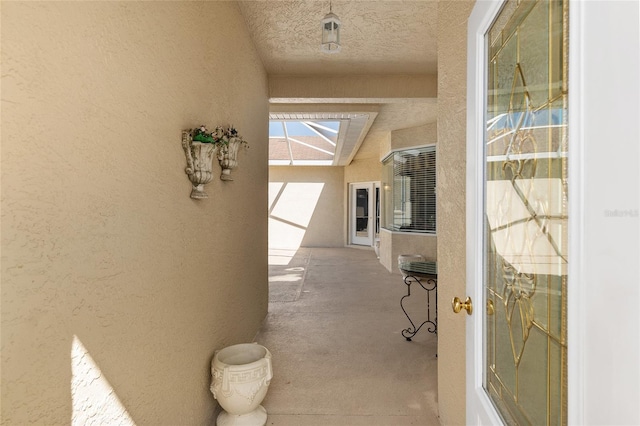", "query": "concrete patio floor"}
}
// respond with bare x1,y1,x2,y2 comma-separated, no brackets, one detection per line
256,247,440,425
